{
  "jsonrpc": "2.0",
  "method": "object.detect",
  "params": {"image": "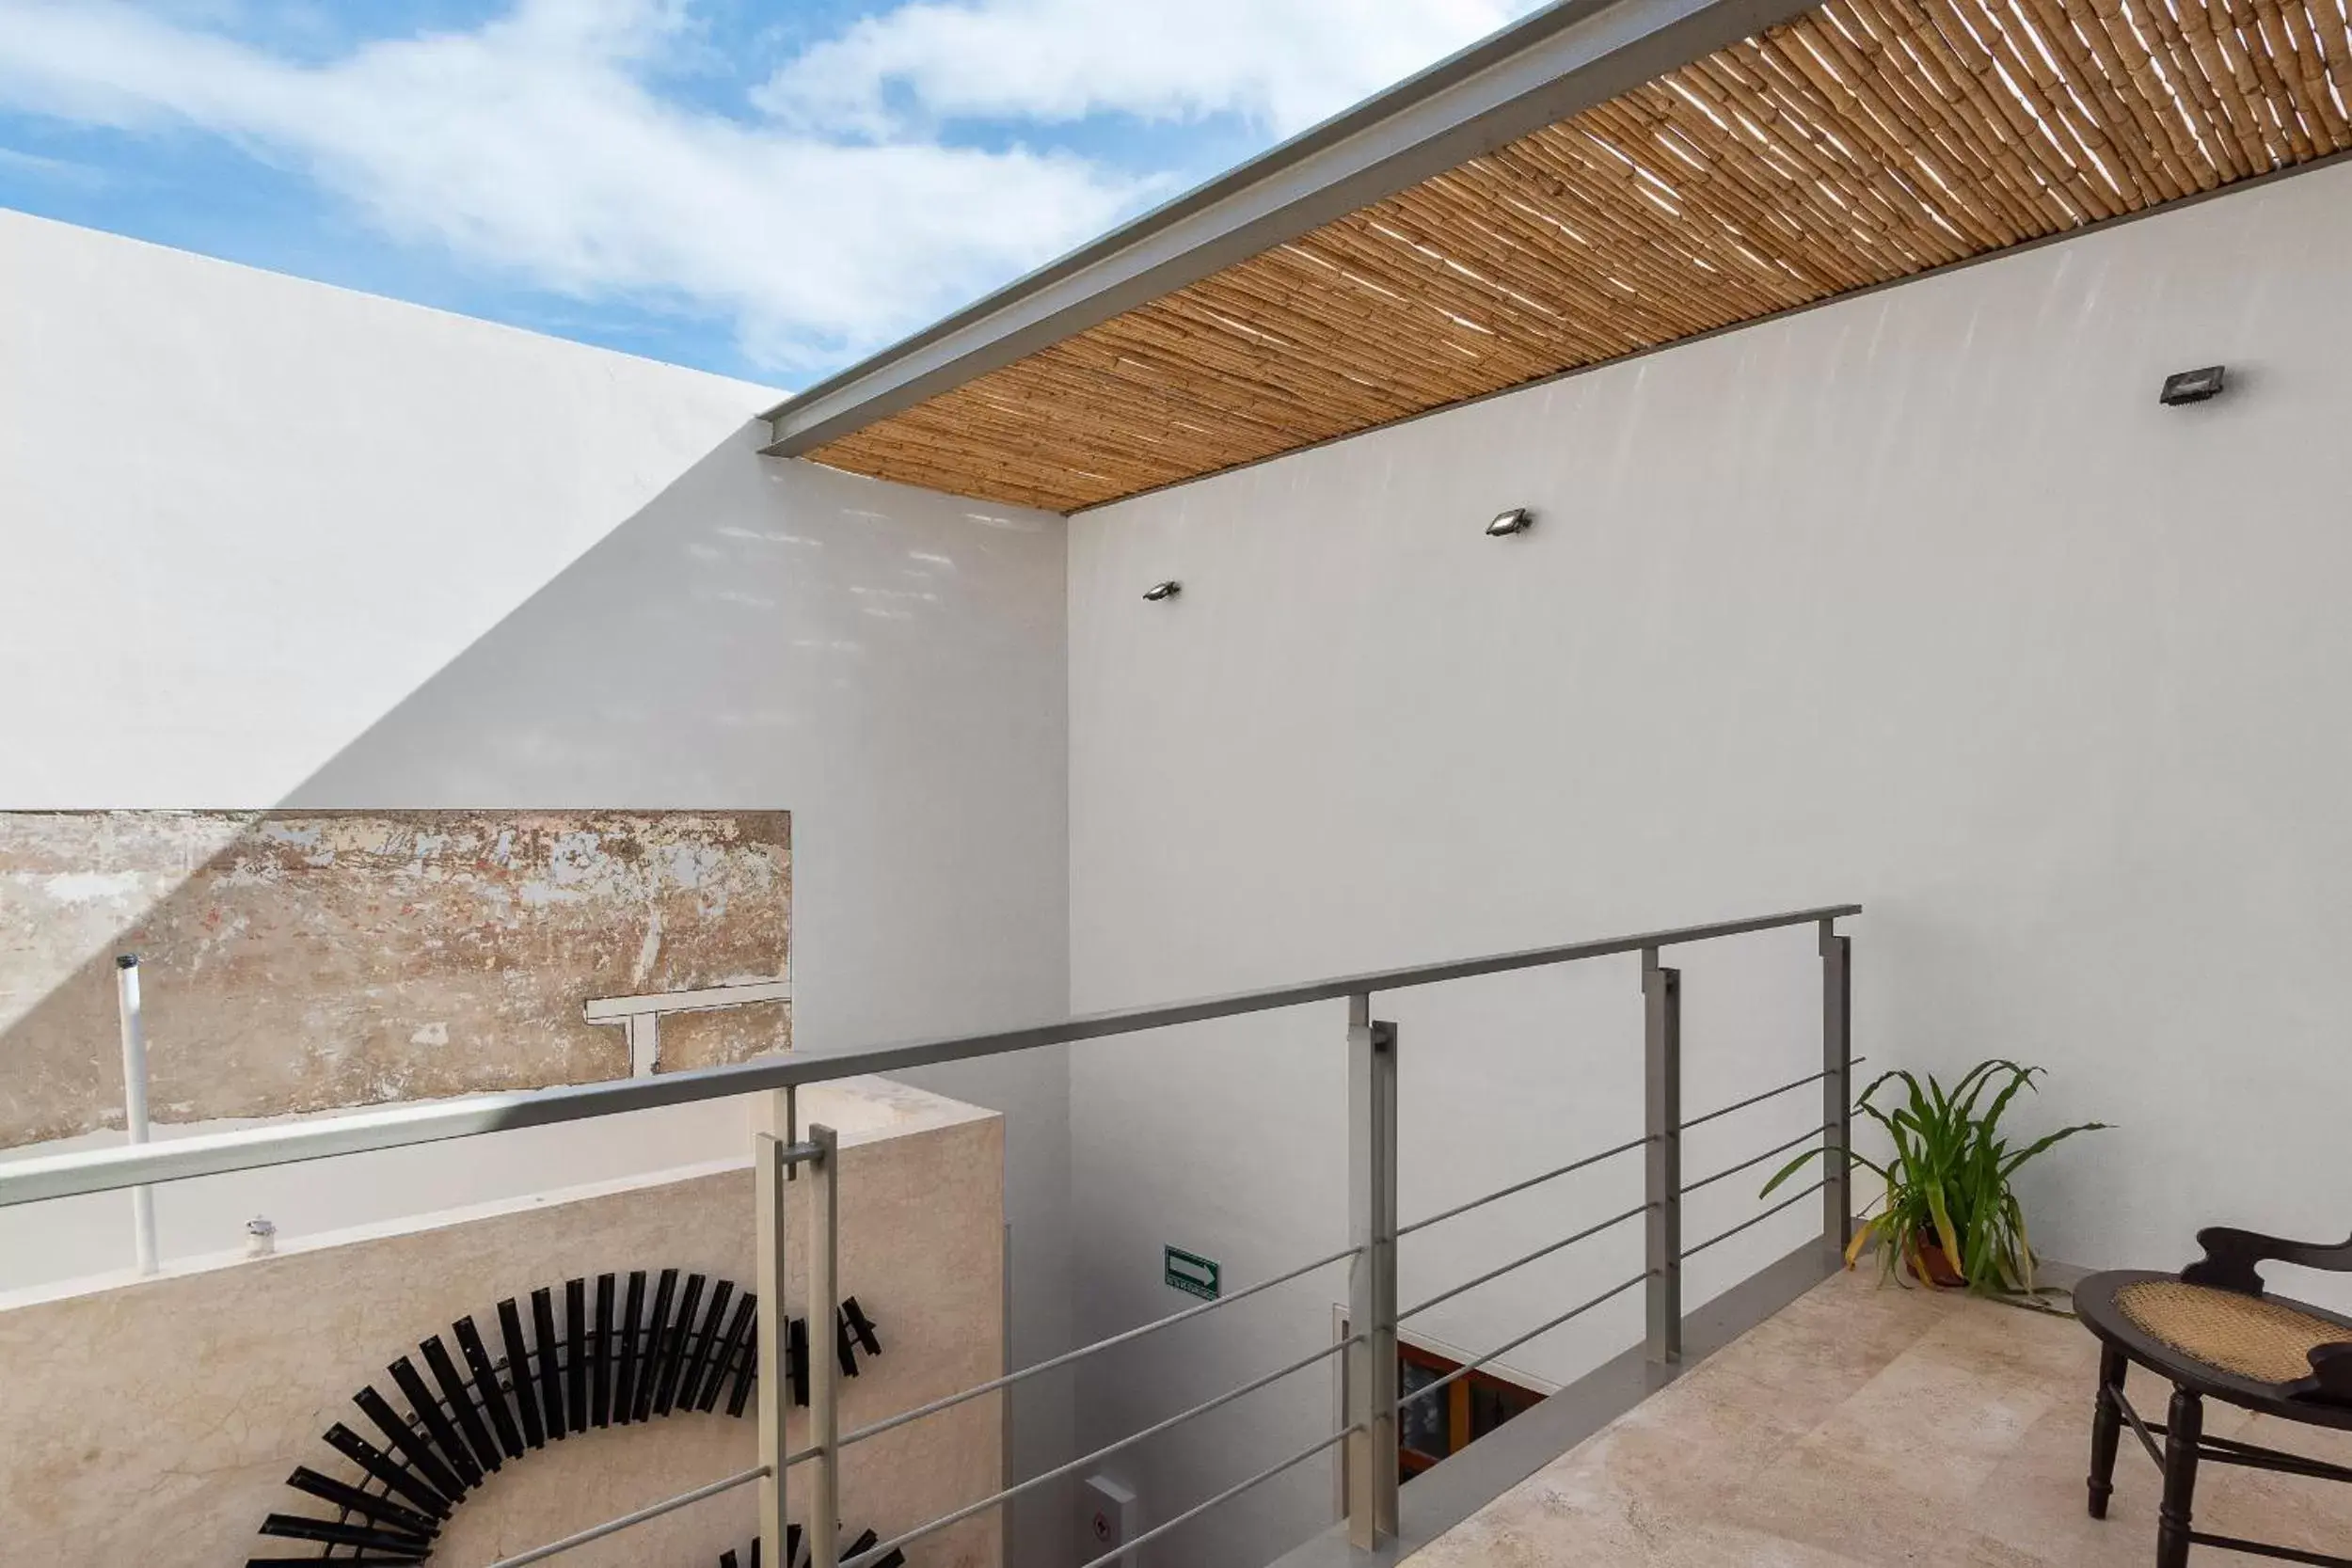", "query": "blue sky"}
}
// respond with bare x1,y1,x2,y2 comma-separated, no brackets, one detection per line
0,1,1541,389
